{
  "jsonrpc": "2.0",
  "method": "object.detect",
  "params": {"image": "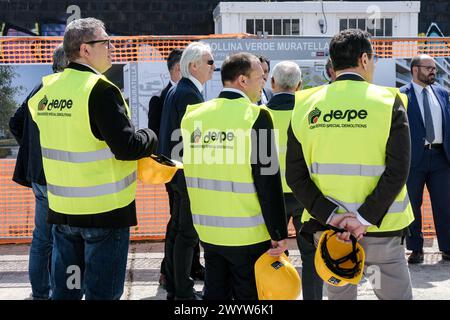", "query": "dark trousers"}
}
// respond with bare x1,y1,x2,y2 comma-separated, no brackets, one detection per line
161,185,202,276
285,193,323,300
406,148,450,252
202,240,271,300
164,184,199,299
